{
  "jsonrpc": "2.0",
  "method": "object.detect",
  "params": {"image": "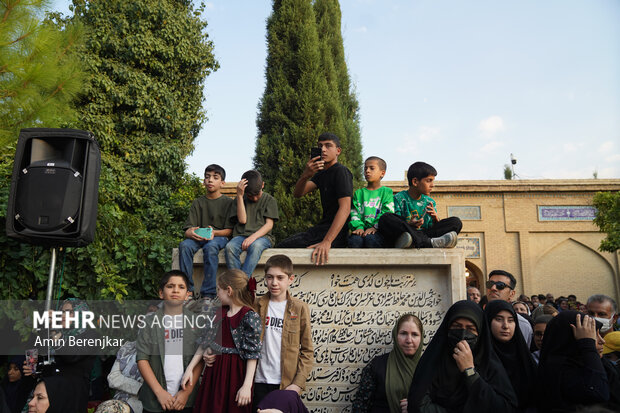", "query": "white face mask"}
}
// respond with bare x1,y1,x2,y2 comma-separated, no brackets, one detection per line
594,315,614,333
